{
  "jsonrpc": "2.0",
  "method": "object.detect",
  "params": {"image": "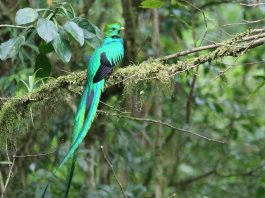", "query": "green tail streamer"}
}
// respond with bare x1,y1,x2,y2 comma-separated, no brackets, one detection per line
42,80,104,197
